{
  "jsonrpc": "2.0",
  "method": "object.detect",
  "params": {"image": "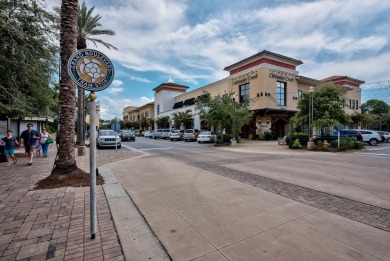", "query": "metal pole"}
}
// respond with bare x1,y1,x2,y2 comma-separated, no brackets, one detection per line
309,87,314,137
89,92,97,239
115,117,117,151
233,98,236,140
